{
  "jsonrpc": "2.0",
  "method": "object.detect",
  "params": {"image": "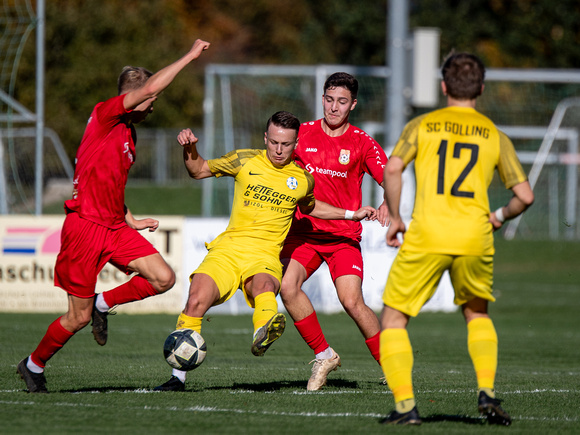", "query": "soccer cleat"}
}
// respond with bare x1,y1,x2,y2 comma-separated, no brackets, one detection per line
153,376,185,392
251,313,286,356
380,407,422,425
478,391,512,426
17,358,48,393
307,348,341,391
91,299,109,346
